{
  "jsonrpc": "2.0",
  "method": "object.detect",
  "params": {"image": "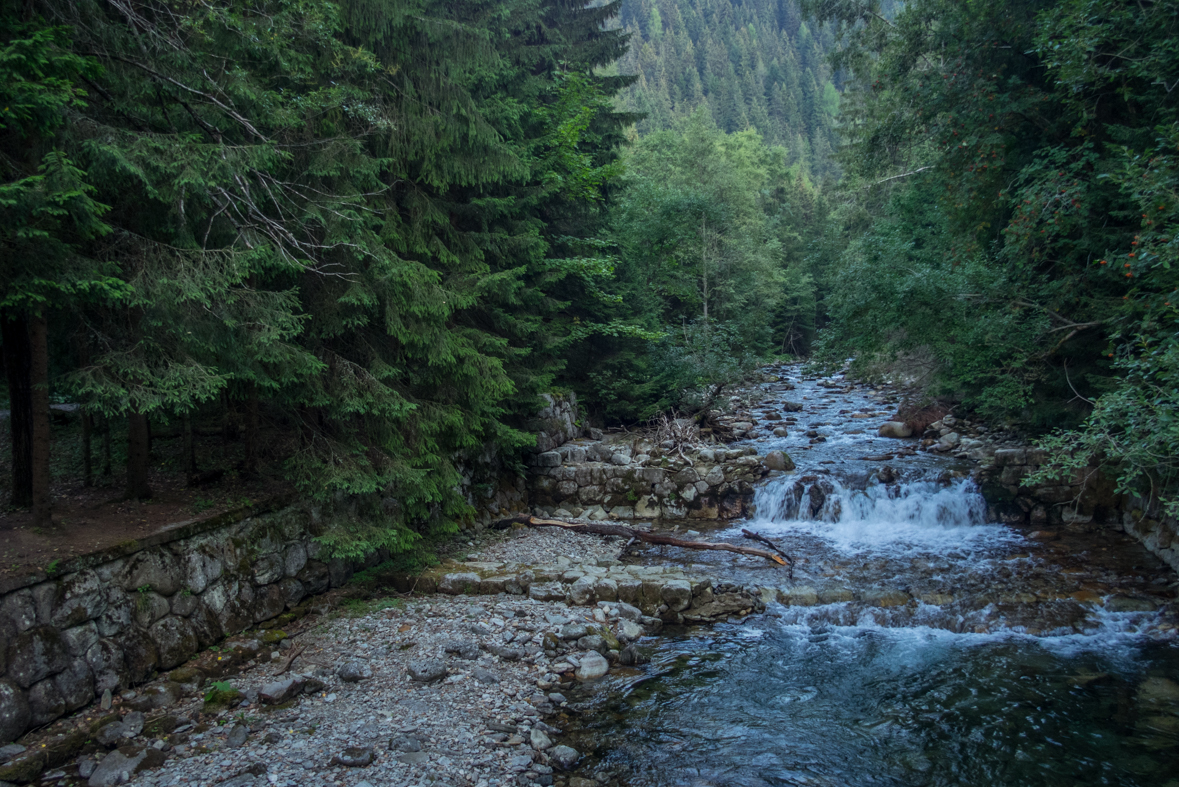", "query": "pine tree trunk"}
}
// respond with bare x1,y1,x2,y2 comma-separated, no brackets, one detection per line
29,313,51,527
101,413,112,477
183,412,197,483
82,410,93,488
244,384,259,475
78,334,92,488
125,411,153,499
1,311,33,507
